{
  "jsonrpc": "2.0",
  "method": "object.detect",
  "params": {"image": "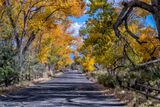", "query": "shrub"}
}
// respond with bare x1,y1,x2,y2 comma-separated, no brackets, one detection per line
92,71,119,88
0,46,18,87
